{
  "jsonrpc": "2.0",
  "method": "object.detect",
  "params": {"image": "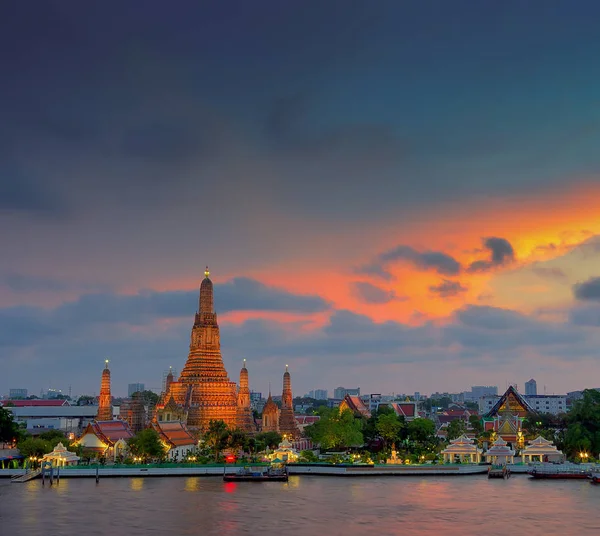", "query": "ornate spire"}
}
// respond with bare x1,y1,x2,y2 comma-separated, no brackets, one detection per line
198,265,214,314
97,360,112,421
